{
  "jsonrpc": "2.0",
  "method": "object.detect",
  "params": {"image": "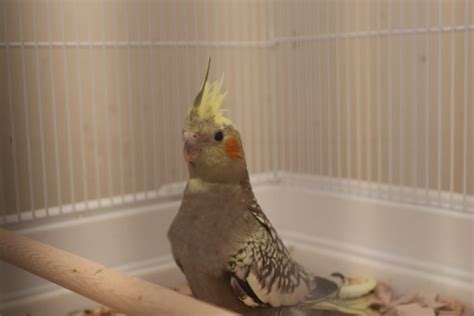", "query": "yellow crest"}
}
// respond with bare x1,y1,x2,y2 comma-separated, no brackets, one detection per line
196,77,232,126
190,58,233,126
